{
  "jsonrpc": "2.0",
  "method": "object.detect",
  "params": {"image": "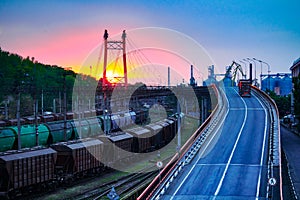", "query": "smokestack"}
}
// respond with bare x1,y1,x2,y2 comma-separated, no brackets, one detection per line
168,66,170,87
249,63,252,83
190,65,196,87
